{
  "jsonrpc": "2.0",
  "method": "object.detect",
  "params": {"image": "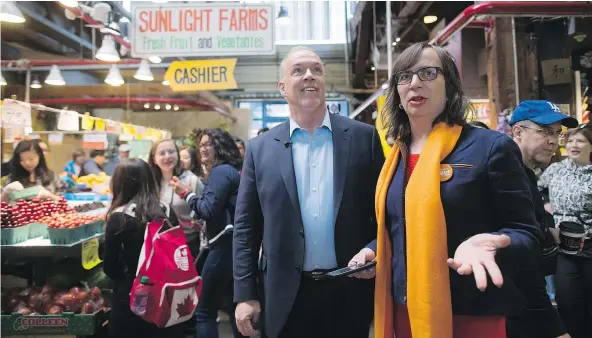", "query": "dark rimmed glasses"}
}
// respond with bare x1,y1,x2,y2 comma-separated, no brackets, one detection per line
395,66,443,85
